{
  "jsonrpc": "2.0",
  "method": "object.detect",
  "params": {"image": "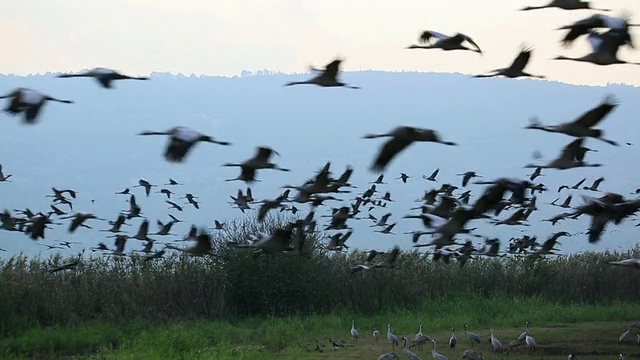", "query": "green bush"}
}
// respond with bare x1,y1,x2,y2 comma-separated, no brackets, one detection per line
0,213,639,337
